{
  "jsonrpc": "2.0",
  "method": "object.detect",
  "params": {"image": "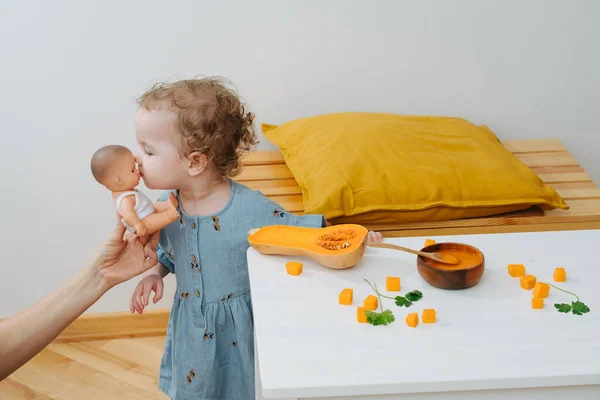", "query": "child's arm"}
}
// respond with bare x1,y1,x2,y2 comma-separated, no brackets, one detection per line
145,262,170,278
119,196,146,235
130,262,170,314
129,227,173,314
